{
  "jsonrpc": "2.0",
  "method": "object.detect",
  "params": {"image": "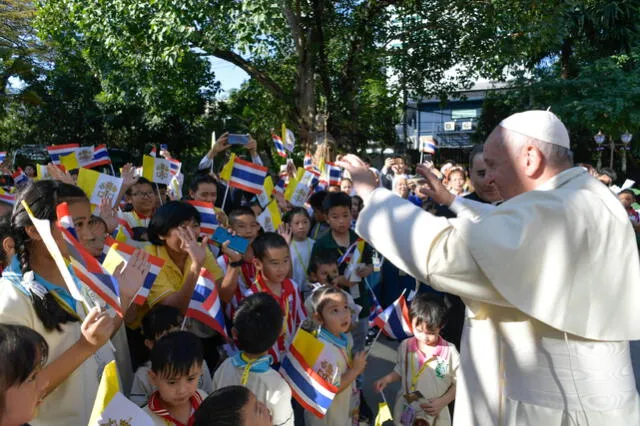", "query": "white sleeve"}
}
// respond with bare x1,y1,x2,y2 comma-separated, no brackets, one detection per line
198,154,213,171
251,154,264,166
356,188,509,305
449,196,496,221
